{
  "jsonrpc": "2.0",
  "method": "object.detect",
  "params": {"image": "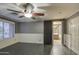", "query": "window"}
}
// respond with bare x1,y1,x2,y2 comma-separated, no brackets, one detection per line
0,20,15,40
0,22,3,39
4,22,10,38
